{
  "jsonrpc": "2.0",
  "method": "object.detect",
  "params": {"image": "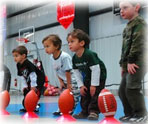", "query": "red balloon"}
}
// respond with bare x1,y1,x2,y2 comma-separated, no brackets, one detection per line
24,90,38,112
58,89,74,114
57,0,75,29
0,90,10,109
